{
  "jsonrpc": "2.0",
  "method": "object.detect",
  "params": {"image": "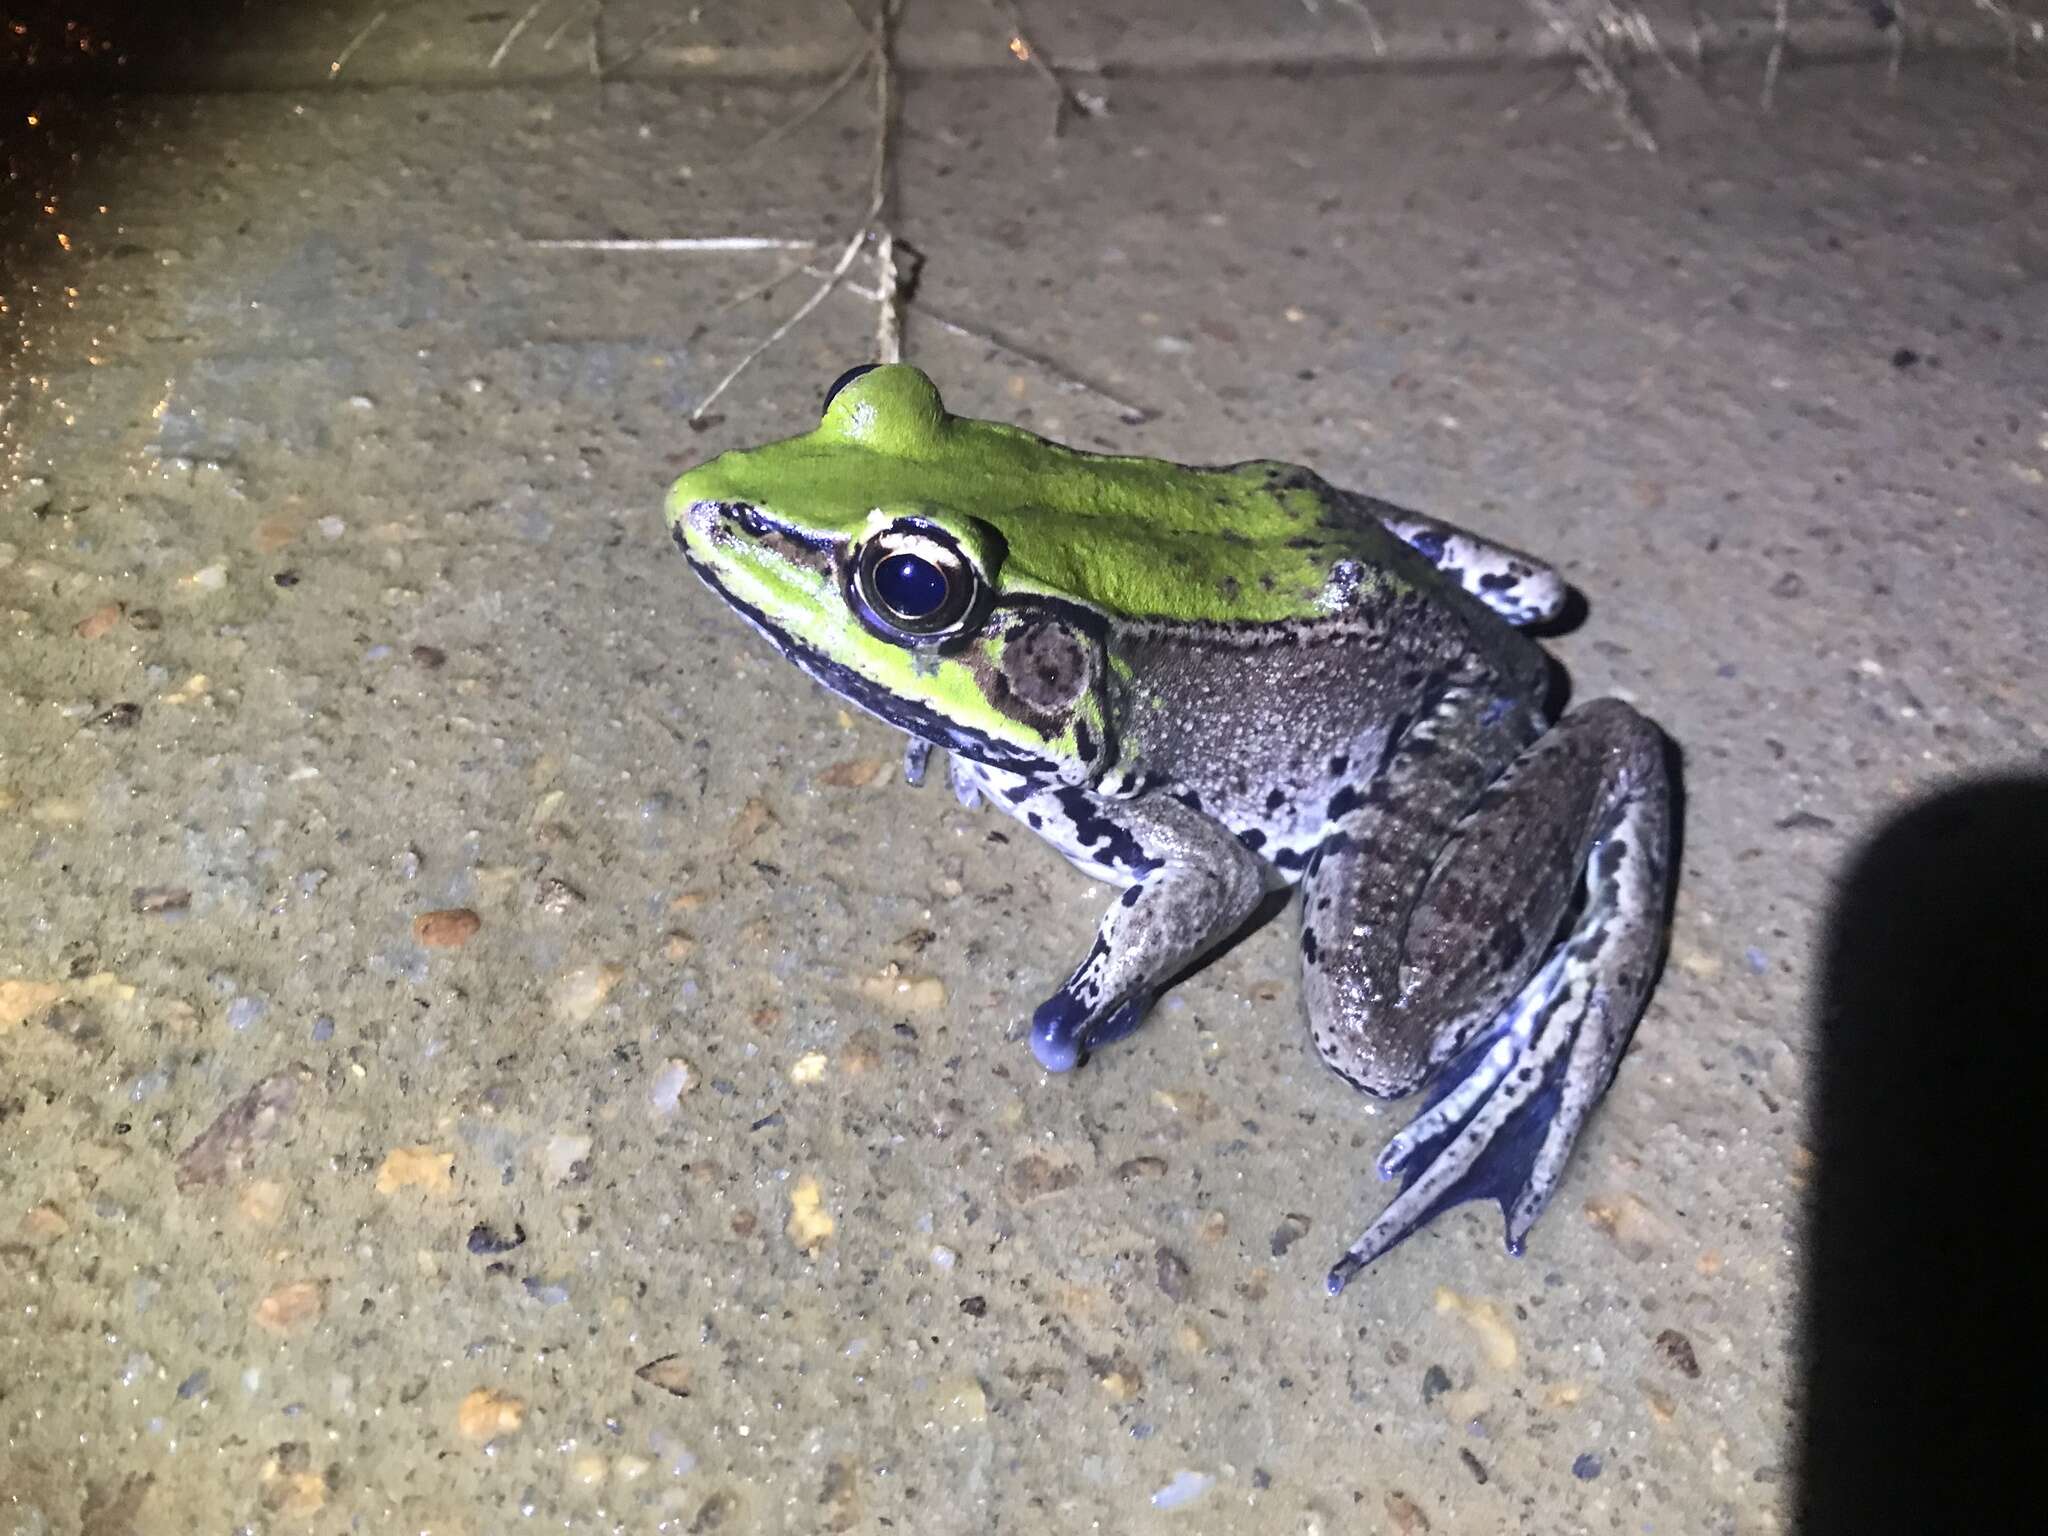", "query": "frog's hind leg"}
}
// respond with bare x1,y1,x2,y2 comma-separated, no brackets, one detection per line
1315,699,1671,1292
1020,786,1267,1073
